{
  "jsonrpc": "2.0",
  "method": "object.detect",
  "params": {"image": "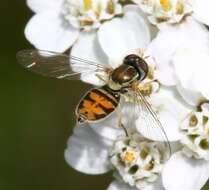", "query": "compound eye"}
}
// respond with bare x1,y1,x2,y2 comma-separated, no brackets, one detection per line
123,54,140,66
123,54,149,81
